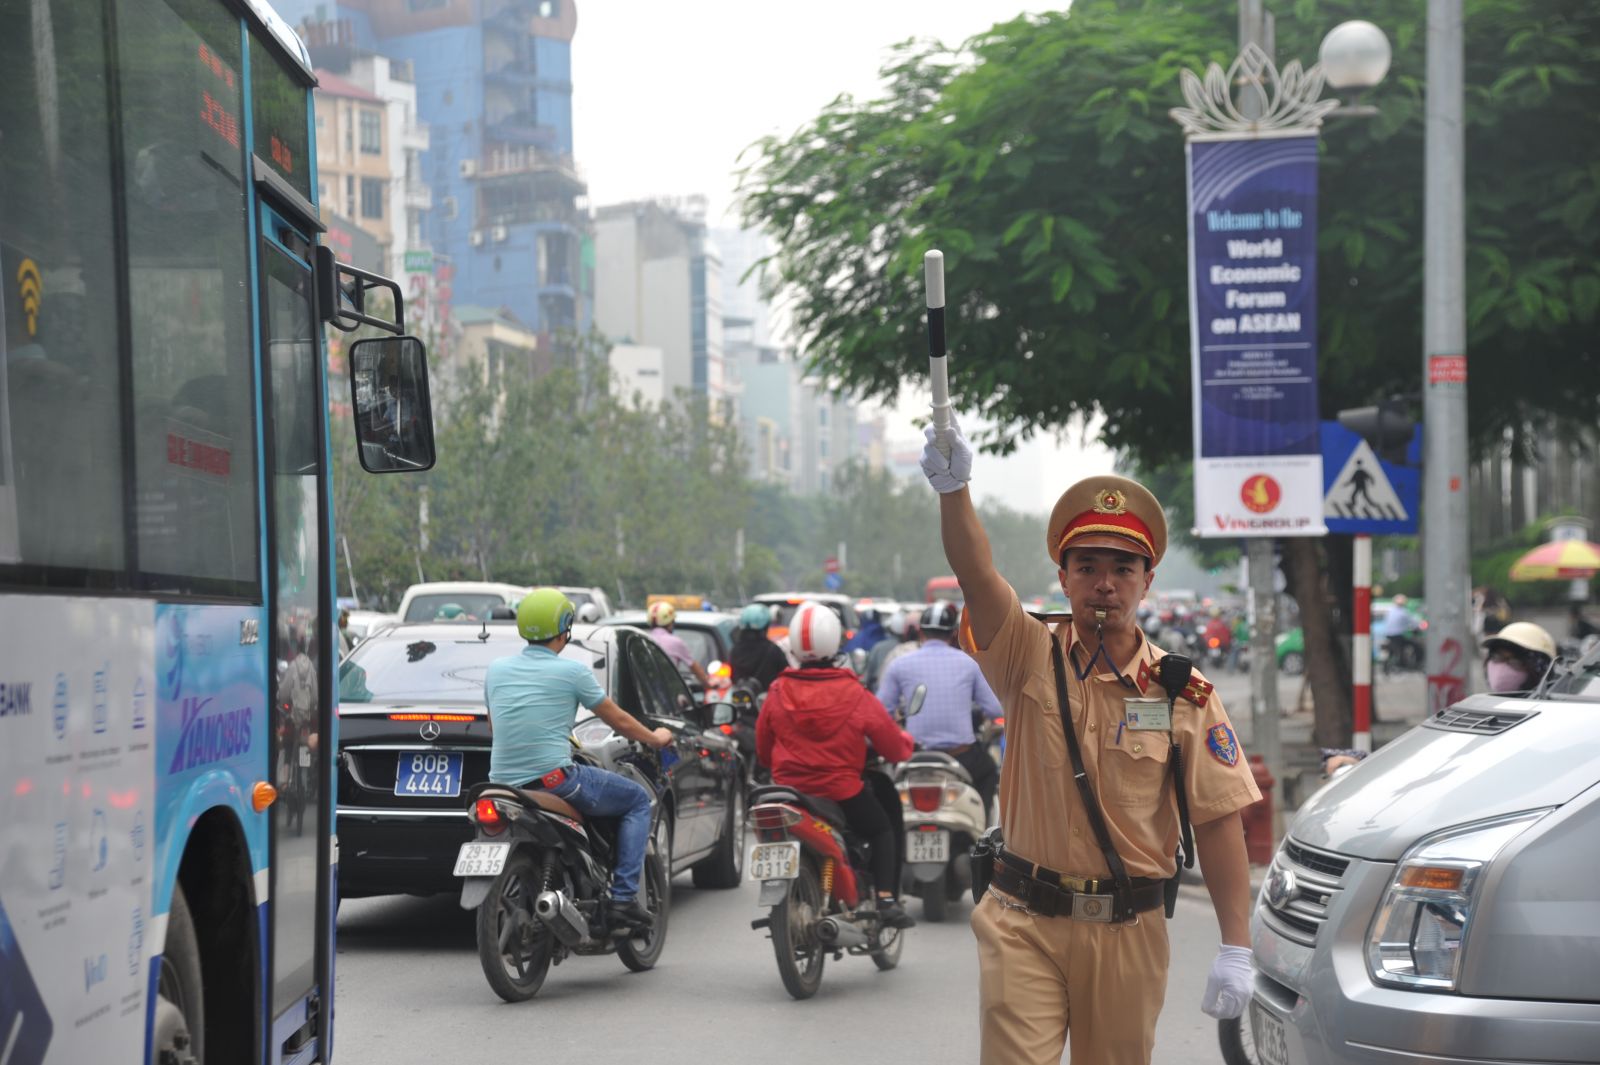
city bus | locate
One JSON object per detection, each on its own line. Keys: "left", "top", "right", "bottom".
{"left": 0, "top": 1, "right": 434, "bottom": 1063}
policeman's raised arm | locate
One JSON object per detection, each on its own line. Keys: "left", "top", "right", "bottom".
{"left": 922, "top": 421, "right": 1011, "bottom": 649}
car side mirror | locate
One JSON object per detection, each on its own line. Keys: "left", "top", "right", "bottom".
{"left": 349, "top": 334, "right": 436, "bottom": 473}
{"left": 906, "top": 683, "right": 927, "bottom": 718}
{"left": 709, "top": 702, "right": 735, "bottom": 727}
{"left": 850, "top": 648, "right": 868, "bottom": 675}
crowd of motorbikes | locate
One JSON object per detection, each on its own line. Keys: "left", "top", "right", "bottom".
{"left": 451, "top": 648, "right": 1004, "bottom": 1004}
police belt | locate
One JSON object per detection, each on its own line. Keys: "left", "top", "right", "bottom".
{"left": 991, "top": 848, "right": 1165, "bottom": 922}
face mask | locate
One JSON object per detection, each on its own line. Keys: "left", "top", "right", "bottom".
{"left": 1486, "top": 659, "right": 1531, "bottom": 693}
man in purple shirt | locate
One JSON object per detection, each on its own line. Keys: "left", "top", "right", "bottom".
{"left": 876, "top": 601, "right": 1003, "bottom": 812}
{"left": 646, "top": 601, "right": 711, "bottom": 689}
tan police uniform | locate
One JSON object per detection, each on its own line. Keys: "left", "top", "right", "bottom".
{"left": 963, "top": 476, "right": 1261, "bottom": 1065}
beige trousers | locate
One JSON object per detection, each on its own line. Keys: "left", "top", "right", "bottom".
{"left": 971, "top": 890, "right": 1170, "bottom": 1065}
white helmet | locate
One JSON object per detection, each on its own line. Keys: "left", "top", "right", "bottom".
{"left": 790, "top": 601, "right": 843, "bottom": 662}
{"left": 886, "top": 611, "right": 909, "bottom": 638}
{"left": 575, "top": 602, "right": 602, "bottom": 624}
{"left": 1484, "top": 621, "right": 1556, "bottom": 661}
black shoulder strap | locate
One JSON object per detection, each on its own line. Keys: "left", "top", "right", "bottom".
{"left": 1048, "top": 635, "right": 1133, "bottom": 895}
{"left": 1170, "top": 741, "right": 1195, "bottom": 868}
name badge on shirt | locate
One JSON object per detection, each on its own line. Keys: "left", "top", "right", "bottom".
{"left": 1123, "top": 697, "right": 1171, "bottom": 731}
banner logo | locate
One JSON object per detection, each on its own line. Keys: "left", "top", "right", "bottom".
{"left": 1241, "top": 474, "right": 1281, "bottom": 514}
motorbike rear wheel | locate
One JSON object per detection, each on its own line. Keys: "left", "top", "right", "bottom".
{"left": 870, "top": 923, "right": 904, "bottom": 971}
{"left": 771, "top": 857, "right": 825, "bottom": 999}
{"left": 1218, "top": 1015, "right": 1261, "bottom": 1065}
{"left": 618, "top": 842, "right": 670, "bottom": 972}
{"left": 476, "top": 851, "right": 556, "bottom": 1002}
{"left": 921, "top": 881, "right": 948, "bottom": 922}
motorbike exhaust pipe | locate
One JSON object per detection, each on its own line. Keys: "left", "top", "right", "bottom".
{"left": 533, "top": 890, "right": 587, "bottom": 947}
{"left": 814, "top": 916, "right": 869, "bottom": 949}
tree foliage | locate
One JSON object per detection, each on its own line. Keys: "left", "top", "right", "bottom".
{"left": 738, "top": 0, "right": 1600, "bottom": 465}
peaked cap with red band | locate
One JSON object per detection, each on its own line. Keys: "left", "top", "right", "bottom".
{"left": 1047, "top": 474, "right": 1168, "bottom": 567}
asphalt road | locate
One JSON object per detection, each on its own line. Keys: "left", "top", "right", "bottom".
{"left": 333, "top": 861, "right": 1243, "bottom": 1064}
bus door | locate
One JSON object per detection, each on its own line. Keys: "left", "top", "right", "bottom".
{"left": 258, "top": 202, "right": 330, "bottom": 1056}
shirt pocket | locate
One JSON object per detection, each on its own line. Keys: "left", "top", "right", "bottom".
{"left": 1023, "top": 689, "right": 1066, "bottom": 769}
{"left": 1102, "top": 733, "right": 1171, "bottom": 808}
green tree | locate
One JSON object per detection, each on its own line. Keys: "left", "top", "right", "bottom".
{"left": 740, "top": 0, "right": 1600, "bottom": 744}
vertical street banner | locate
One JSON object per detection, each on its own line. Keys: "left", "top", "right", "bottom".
{"left": 1186, "top": 135, "right": 1326, "bottom": 537}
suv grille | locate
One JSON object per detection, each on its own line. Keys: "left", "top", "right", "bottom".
{"left": 1260, "top": 839, "right": 1347, "bottom": 948}
{"left": 1426, "top": 707, "right": 1536, "bottom": 735}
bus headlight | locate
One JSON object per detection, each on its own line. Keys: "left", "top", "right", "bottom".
{"left": 1367, "top": 810, "right": 1548, "bottom": 990}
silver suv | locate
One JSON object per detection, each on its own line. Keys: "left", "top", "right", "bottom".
{"left": 1249, "top": 649, "right": 1600, "bottom": 1065}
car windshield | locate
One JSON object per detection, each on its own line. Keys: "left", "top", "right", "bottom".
{"left": 764, "top": 601, "right": 848, "bottom": 629}
{"left": 338, "top": 635, "right": 603, "bottom": 703}
{"left": 564, "top": 590, "right": 594, "bottom": 610}
{"left": 402, "top": 593, "right": 513, "bottom": 622}
{"left": 676, "top": 622, "right": 734, "bottom": 666}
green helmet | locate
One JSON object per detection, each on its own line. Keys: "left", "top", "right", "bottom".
{"left": 739, "top": 604, "right": 771, "bottom": 630}
{"left": 517, "top": 588, "right": 575, "bottom": 643}
{"left": 434, "top": 602, "right": 466, "bottom": 620}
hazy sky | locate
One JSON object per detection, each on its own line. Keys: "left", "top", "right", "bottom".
{"left": 570, "top": 0, "right": 1115, "bottom": 514}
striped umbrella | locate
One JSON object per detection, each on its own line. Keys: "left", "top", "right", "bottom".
{"left": 1509, "top": 539, "right": 1600, "bottom": 581}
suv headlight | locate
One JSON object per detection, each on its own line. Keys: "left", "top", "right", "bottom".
{"left": 1367, "top": 810, "right": 1549, "bottom": 990}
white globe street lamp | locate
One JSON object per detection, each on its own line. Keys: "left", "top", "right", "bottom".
{"left": 1320, "top": 20, "right": 1391, "bottom": 116}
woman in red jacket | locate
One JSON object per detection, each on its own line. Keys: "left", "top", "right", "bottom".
{"left": 757, "top": 601, "right": 917, "bottom": 928}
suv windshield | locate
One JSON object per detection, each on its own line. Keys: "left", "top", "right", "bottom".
{"left": 763, "top": 600, "right": 855, "bottom": 630}
{"left": 402, "top": 593, "right": 511, "bottom": 622}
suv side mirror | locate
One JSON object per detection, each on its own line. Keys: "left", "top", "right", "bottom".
{"left": 349, "top": 335, "right": 436, "bottom": 473}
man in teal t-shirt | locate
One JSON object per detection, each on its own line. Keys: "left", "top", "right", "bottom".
{"left": 486, "top": 589, "right": 672, "bottom": 926}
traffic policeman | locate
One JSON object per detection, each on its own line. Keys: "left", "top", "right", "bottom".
{"left": 922, "top": 423, "right": 1260, "bottom": 1065}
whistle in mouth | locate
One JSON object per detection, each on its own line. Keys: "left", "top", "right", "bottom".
{"left": 1093, "top": 609, "right": 1108, "bottom": 622}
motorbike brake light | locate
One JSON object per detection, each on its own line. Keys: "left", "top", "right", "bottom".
{"left": 752, "top": 804, "right": 803, "bottom": 831}
{"left": 719, "top": 724, "right": 735, "bottom": 735}
{"left": 909, "top": 784, "right": 943, "bottom": 812}
{"left": 473, "top": 798, "right": 502, "bottom": 826}
{"left": 1208, "top": 637, "right": 1221, "bottom": 649}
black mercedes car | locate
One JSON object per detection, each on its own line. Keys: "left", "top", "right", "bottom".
{"left": 335, "top": 621, "right": 744, "bottom": 900}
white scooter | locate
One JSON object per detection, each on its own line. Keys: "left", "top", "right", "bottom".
{"left": 895, "top": 750, "right": 988, "bottom": 922}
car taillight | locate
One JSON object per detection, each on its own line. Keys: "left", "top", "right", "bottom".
{"left": 473, "top": 798, "right": 502, "bottom": 826}
{"left": 752, "top": 804, "right": 803, "bottom": 831}
{"left": 909, "top": 784, "right": 943, "bottom": 812}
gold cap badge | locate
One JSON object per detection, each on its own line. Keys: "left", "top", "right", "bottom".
{"left": 1092, "top": 489, "right": 1127, "bottom": 515}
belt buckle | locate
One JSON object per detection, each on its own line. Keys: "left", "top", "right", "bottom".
{"left": 1070, "top": 892, "right": 1114, "bottom": 923}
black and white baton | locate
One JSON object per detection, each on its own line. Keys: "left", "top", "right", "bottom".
{"left": 924, "top": 249, "right": 954, "bottom": 460}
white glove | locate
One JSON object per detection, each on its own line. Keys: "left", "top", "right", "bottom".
{"left": 919, "top": 420, "right": 972, "bottom": 494}
{"left": 1201, "top": 945, "right": 1253, "bottom": 1019}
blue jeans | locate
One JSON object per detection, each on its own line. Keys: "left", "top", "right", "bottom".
{"left": 547, "top": 763, "right": 653, "bottom": 901}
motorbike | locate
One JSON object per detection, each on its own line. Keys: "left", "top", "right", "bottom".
{"left": 745, "top": 685, "right": 926, "bottom": 1000}
{"left": 454, "top": 732, "right": 672, "bottom": 1002}
{"left": 719, "top": 679, "right": 767, "bottom": 787}
{"left": 895, "top": 749, "right": 987, "bottom": 922}
{"left": 1380, "top": 633, "right": 1423, "bottom": 675}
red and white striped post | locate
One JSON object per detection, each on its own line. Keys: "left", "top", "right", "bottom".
{"left": 1353, "top": 534, "right": 1373, "bottom": 752}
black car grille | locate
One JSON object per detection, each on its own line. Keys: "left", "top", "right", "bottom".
{"left": 1426, "top": 707, "right": 1537, "bottom": 735}
{"left": 339, "top": 747, "right": 492, "bottom": 810}
{"left": 1259, "top": 839, "right": 1348, "bottom": 948}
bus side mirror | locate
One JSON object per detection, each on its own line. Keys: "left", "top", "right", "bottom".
{"left": 349, "top": 335, "right": 437, "bottom": 473}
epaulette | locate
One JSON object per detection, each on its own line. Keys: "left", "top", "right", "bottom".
{"left": 1183, "top": 673, "right": 1214, "bottom": 709}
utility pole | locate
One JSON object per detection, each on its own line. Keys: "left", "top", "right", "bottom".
{"left": 1423, "top": 0, "right": 1470, "bottom": 710}
{"left": 1239, "top": 0, "right": 1282, "bottom": 783}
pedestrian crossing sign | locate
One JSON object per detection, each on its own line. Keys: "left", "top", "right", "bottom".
{"left": 1320, "top": 421, "right": 1420, "bottom": 534}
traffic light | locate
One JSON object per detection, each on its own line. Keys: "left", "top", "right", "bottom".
{"left": 1337, "top": 404, "right": 1416, "bottom": 464}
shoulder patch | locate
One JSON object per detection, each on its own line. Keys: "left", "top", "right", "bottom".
{"left": 1207, "top": 723, "right": 1239, "bottom": 767}
{"left": 1183, "top": 675, "right": 1214, "bottom": 709}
